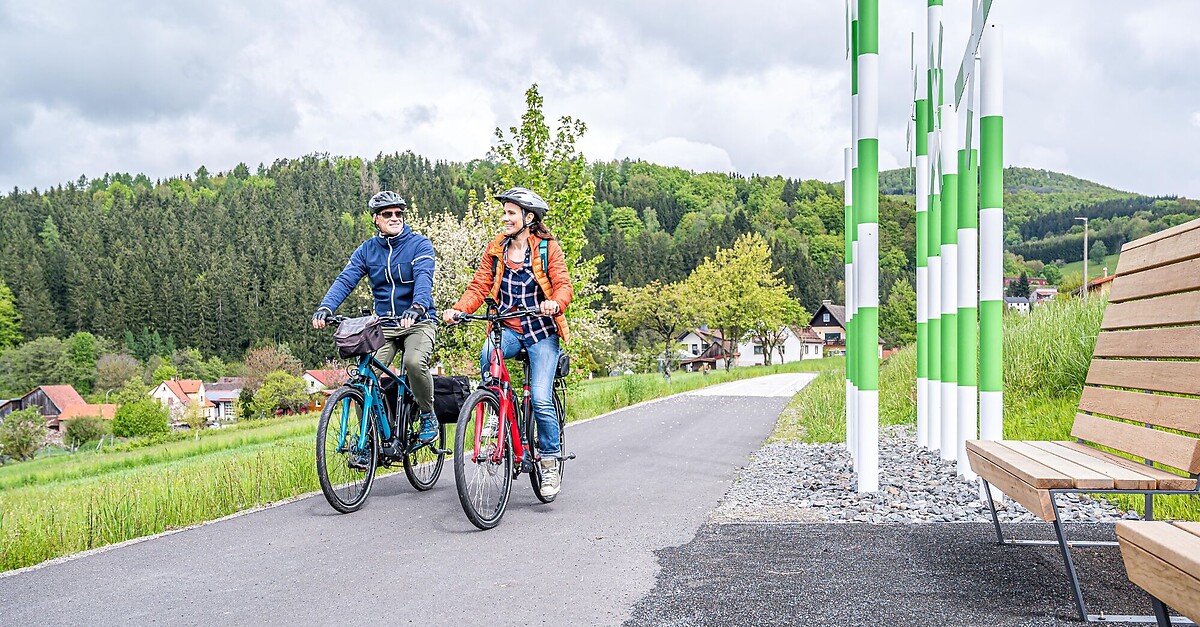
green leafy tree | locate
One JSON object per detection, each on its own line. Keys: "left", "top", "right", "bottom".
{"left": 152, "top": 364, "right": 179, "bottom": 385}
{"left": 1089, "top": 239, "right": 1109, "bottom": 266}
{"left": 1040, "top": 264, "right": 1063, "bottom": 285}
{"left": 747, "top": 298, "right": 810, "bottom": 366}
{"left": 200, "top": 356, "right": 227, "bottom": 382}
{"left": 608, "top": 206, "right": 644, "bottom": 238}
{"left": 251, "top": 371, "right": 309, "bottom": 418}
{"left": 114, "top": 376, "right": 151, "bottom": 406}
{"left": 0, "top": 407, "right": 48, "bottom": 461}
{"left": 64, "top": 416, "right": 109, "bottom": 450}
{"left": 609, "top": 281, "right": 698, "bottom": 374}
{"left": 0, "top": 279, "right": 21, "bottom": 350}
{"left": 171, "top": 348, "right": 205, "bottom": 380}
{"left": 0, "top": 337, "right": 69, "bottom": 396}
{"left": 111, "top": 400, "right": 170, "bottom": 438}
{"left": 880, "top": 276, "right": 917, "bottom": 348}
{"left": 686, "top": 233, "right": 792, "bottom": 370}
{"left": 62, "top": 331, "right": 100, "bottom": 394}
{"left": 182, "top": 400, "right": 208, "bottom": 431}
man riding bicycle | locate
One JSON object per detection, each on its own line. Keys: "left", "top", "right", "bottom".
{"left": 443, "top": 187, "right": 573, "bottom": 497}
{"left": 312, "top": 190, "right": 440, "bottom": 443}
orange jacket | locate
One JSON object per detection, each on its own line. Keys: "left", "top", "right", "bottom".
{"left": 453, "top": 233, "right": 575, "bottom": 342}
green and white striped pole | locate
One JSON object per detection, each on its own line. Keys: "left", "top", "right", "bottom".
{"left": 855, "top": 0, "right": 880, "bottom": 492}
{"left": 939, "top": 101, "right": 959, "bottom": 462}
{"left": 915, "top": 69, "right": 930, "bottom": 449}
{"left": 845, "top": 146, "right": 855, "bottom": 460}
{"left": 926, "top": 0, "right": 943, "bottom": 453}
{"left": 847, "top": 4, "right": 859, "bottom": 466}
{"left": 957, "top": 79, "right": 979, "bottom": 479}
{"left": 979, "top": 24, "right": 1004, "bottom": 445}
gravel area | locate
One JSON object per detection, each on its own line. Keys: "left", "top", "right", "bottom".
{"left": 711, "top": 425, "right": 1140, "bottom": 524}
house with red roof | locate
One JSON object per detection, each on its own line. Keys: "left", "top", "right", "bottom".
{"left": 149, "top": 379, "right": 213, "bottom": 423}
{"left": 0, "top": 385, "right": 116, "bottom": 431}
{"left": 303, "top": 370, "right": 347, "bottom": 395}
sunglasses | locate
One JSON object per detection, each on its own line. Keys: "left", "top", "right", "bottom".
{"left": 378, "top": 210, "right": 404, "bottom": 219}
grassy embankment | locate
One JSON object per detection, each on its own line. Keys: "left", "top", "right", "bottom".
{"left": 772, "top": 297, "right": 1200, "bottom": 521}
{"left": 1060, "top": 252, "right": 1121, "bottom": 281}
{"left": 0, "top": 358, "right": 837, "bottom": 572}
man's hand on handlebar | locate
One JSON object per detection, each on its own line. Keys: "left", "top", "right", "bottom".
{"left": 311, "top": 306, "right": 333, "bottom": 330}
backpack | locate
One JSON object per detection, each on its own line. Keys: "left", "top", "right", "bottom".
{"left": 492, "top": 238, "right": 551, "bottom": 288}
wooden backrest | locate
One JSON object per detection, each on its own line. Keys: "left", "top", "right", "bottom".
{"left": 1076, "top": 218, "right": 1200, "bottom": 475}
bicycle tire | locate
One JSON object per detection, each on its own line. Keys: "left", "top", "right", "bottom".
{"left": 316, "top": 386, "right": 378, "bottom": 513}
{"left": 453, "top": 388, "right": 512, "bottom": 530}
{"left": 401, "top": 396, "right": 446, "bottom": 491}
{"left": 529, "top": 380, "right": 567, "bottom": 503}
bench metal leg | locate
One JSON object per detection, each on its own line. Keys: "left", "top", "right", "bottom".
{"left": 1151, "top": 596, "right": 1172, "bottom": 627}
{"left": 982, "top": 479, "right": 1006, "bottom": 544}
{"left": 1051, "top": 513, "right": 1091, "bottom": 622}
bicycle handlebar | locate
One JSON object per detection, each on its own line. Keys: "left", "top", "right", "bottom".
{"left": 451, "top": 308, "right": 544, "bottom": 323}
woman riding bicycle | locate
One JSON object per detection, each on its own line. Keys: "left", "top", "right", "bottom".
{"left": 312, "top": 190, "right": 440, "bottom": 444}
{"left": 443, "top": 187, "right": 573, "bottom": 497}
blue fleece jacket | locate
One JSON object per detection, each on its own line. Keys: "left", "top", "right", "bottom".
{"left": 318, "top": 225, "right": 437, "bottom": 322}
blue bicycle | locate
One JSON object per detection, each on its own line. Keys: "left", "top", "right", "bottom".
{"left": 316, "top": 315, "right": 448, "bottom": 513}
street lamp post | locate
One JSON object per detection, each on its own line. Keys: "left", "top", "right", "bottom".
{"left": 1075, "top": 216, "right": 1089, "bottom": 298}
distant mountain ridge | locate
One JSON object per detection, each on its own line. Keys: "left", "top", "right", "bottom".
{"left": 875, "top": 166, "right": 1130, "bottom": 197}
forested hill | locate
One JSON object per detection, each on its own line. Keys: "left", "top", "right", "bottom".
{"left": 1, "top": 153, "right": 1194, "bottom": 366}
{"left": 876, "top": 166, "right": 1199, "bottom": 267}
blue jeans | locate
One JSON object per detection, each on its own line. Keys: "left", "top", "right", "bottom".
{"left": 480, "top": 328, "right": 561, "bottom": 459}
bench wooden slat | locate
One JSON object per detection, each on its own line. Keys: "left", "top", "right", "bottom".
{"left": 965, "top": 440, "right": 1074, "bottom": 489}
{"left": 1079, "top": 387, "right": 1200, "bottom": 435}
{"left": 1175, "top": 521, "right": 1200, "bottom": 539}
{"left": 1109, "top": 256, "right": 1200, "bottom": 303}
{"left": 1054, "top": 441, "right": 1197, "bottom": 490}
{"left": 1071, "top": 413, "right": 1200, "bottom": 474}
{"left": 1025, "top": 441, "right": 1156, "bottom": 489}
{"left": 1117, "top": 525, "right": 1200, "bottom": 623}
{"left": 1092, "top": 327, "right": 1200, "bottom": 359}
{"left": 1000, "top": 441, "right": 1114, "bottom": 489}
{"left": 966, "top": 450, "right": 1057, "bottom": 521}
{"left": 1117, "top": 219, "right": 1200, "bottom": 276}
{"left": 1101, "top": 291, "right": 1200, "bottom": 330}
{"left": 1086, "top": 360, "right": 1200, "bottom": 396}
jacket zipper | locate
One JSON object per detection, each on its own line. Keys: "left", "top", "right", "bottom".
{"left": 385, "top": 236, "right": 396, "bottom": 316}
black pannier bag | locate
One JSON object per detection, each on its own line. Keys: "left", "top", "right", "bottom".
{"left": 433, "top": 375, "right": 471, "bottom": 424}
{"left": 333, "top": 315, "right": 384, "bottom": 358}
{"left": 556, "top": 350, "right": 570, "bottom": 379}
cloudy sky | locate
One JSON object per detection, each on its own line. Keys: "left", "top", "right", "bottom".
{"left": 1, "top": 0, "right": 1197, "bottom": 197}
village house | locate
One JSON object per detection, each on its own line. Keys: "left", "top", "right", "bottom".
{"left": 204, "top": 377, "right": 244, "bottom": 424}
{"left": 807, "top": 300, "right": 885, "bottom": 357}
{"left": 734, "top": 326, "right": 826, "bottom": 367}
{"left": 0, "top": 385, "right": 116, "bottom": 431}
{"left": 149, "top": 379, "right": 212, "bottom": 424}
{"left": 303, "top": 369, "right": 348, "bottom": 412}
{"left": 1030, "top": 286, "right": 1059, "bottom": 306}
{"left": 1004, "top": 296, "right": 1030, "bottom": 313}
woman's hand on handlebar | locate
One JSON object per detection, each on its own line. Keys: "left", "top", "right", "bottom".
{"left": 443, "top": 309, "right": 464, "bottom": 325}
{"left": 539, "top": 300, "right": 560, "bottom": 316}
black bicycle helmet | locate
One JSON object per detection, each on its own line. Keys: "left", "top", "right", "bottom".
{"left": 368, "top": 190, "right": 407, "bottom": 214}
{"left": 494, "top": 187, "right": 549, "bottom": 221}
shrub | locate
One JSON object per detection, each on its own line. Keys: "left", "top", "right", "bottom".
{"left": 0, "top": 407, "right": 48, "bottom": 461}
{"left": 64, "top": 416, "right": 110, "bottom": 448}
{"left": 112, "top": 401, "right": 170, "bottom": 438}
{"left": 250, "top": 371, "right": 309, "bottom": 419}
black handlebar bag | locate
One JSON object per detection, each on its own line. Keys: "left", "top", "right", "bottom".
{"left": 433, "top": 375, "right": 471, "bottom": 424}
{"left": 333, "top": 316, "right": 385, "bottom": 358}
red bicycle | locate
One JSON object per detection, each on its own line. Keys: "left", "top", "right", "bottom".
{"left": 451, "top": 299, "right": 571, "bottom": 530}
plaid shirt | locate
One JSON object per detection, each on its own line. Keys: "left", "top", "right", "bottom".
{"left": 499, "top": 244, "right": 558, "bottom": 343}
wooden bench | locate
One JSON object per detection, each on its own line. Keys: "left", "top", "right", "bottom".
{"left": 1116, "top": 521, "right": 1200, "bottom": 626}
{"left": 965, "top": 217, "right": 1200, "bottom": 623}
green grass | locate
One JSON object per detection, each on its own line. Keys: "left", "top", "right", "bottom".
{"left": 771, "top": 296, "right": 1200, "bottom": 521}
{"left": 0, "top": 359, "right": 838, "bottom": 572}
{"left": 1059, "top": 252, "right": 1120, "bottom": 281}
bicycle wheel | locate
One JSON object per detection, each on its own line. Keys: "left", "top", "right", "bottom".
{"left": 529, "top": 380, "right": 567, "bottom": 503}
{"left": 401, "top": 398, "right": 446, "bottom": 491}
{"left": 454, "top": 389, "right": 513, "bottom": 530}
{"left": 316, "top": 386, "right": 378, "bottom": 513}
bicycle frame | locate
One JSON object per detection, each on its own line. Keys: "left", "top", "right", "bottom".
{"left": 338, "top": 353, "right": 410, "bottom": 454}
{"left": 472, "top": 338, "right": 531, "bottom": 466}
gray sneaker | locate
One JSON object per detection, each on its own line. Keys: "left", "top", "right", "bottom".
{"left": 538, "top": 459, "right": 561, "bottom": 497}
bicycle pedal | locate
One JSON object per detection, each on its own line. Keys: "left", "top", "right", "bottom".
{"left": 433, "top": 447, "right": 452, "bottom": 455}
{"left": 564, "top": 452, "right": 577, "bottom": 460}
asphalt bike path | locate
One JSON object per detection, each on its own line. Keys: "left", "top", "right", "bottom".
{"left": 0, "top": 372, "right": 817, "bottom": 626}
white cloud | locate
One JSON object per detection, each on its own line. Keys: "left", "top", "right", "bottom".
{"left": 1192, "top": 112, "right": 1200, "bottom": 129}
